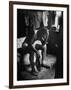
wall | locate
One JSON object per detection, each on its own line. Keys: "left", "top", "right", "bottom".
{"left": 0, "top": 0, "right": 71, "bottom": 90}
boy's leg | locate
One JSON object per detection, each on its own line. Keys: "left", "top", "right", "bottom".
{"left": 35, "top": 44, "right": 44, "bottom": 71}
{"left": 36, "top": 52, "right": 41, "bottom": 71}
{"left": 29, "top": 51, "right": 35, "bottom": 72}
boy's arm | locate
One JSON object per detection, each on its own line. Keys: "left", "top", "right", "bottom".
{"left": 31, "top": 45, "right": 40, "bottom": 58}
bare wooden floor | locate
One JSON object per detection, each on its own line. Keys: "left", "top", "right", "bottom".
{"left": 18, "top": 55, "right": 56, "bottom": 80}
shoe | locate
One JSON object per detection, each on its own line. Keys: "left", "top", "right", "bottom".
{"left": 31, "top": 70, "right": 38, "bottom": 76}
